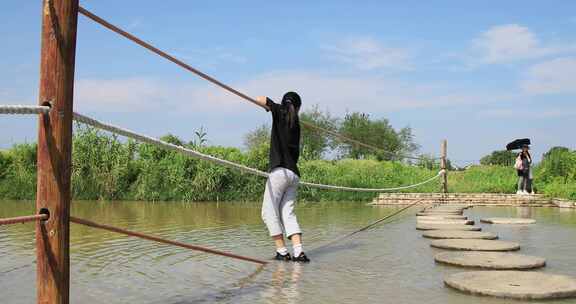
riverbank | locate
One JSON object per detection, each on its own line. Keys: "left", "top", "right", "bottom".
{"left": 0, "top": 127, "right": 574, "bottom": 202}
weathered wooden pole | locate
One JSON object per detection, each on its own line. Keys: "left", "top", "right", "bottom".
{"left": 36, "top": 0, "right": 79, "bottom": 303}
{"left": 440, "top": 139, "right": 448, "bottom": 194}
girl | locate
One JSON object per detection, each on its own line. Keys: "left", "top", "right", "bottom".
{"left": 516, "top": 145, "right": 532, "bottom": 195}
{"left": 256, "top": 92, "right": 309, "bottom": 262}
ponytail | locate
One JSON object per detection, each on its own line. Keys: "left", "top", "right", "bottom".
{"left": 281, "top": 91, "right": 301, "bottom": 128}
{"left": 287, "top": 103, "right": 297, "bottom": 128}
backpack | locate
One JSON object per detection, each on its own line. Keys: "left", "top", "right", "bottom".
{"left": 514, "top": 156, "right": 523, "bottom": 170}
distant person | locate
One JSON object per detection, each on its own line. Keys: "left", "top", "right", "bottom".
{"left": 255, "top": 92, "right": 309, "bottom": 263}
{"left": 515, "top": 144, "right": 533, "bottom": 195}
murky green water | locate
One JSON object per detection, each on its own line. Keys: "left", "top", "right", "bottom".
{"left": 1, "top": 200, "right": 576, "bottom": 304}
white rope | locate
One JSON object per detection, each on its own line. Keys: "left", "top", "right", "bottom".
{"left": 0, "top": 105, "right": 50, "bottom": 115}
{"left": 72, "top": 113, "right": 270, "bottom": 178}
{"left": 300, "top": 172, "right": 441, "bottom": 192}
{"left": 73, "top": 113, "right": 441, "bottom": 192}
{"left": 0, "top": 104, "right": 442, "bottom": 192}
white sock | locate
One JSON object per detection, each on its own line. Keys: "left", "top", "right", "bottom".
{"left": 293, "top": 244, "right": 303, "bottom": 257}
{"left": 276, "top": 247, "right": 289, "bottom": 256}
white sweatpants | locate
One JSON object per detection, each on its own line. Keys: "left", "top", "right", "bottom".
{"left": 261, "top": 167, "right": 301, "bottom": 238}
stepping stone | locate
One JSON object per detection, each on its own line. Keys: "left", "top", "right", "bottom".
{"left": 418, "top": 219, "right": 474, "bottom": 225}
{"left": 480, "top": 218, "right": 536, "bottom": 224}
{"left": 416, "top": 224, "right": 481, "bottom": 231}
{"left": 430, "top": 239, "right": 520, "bottom": 251}
{"left": 416, "top": 215, "right": 467, "bottom": 220}
{"left": 444, "top": 271, "right": 576, "bottom": 300}
{"left": 435, "top": 252, "right": 546, "bottom": 270}
{"left": 422, "top": 230, "right": 498, "bottom": 240}
{"left": 435, "top": 206, "right": 466, "bottom": 211}
{"left": 418, "top": 211, "right": 463, "bottom": 215}
{"left": 424, "top": 206, "right": 464, "bottom": 210}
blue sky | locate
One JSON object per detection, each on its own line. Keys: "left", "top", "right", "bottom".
{"left": 1, "top": 1, "right": 575, "bottom": 165}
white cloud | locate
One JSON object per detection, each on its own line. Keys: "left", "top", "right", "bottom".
{"left": 521, "top": 57, "right": 576, "bottom": 94}
{"left": 74, "top": 71, "right": 516, "bottom": 116}
{"left": 171, "top": 48, "right": 247, "bottom": 68}
{"left": 233, "top": 71, "right": 509, "bottom": 113}
{"left": 478, "top": 108, "right": 576, "bottom": 119}
{"left": 74, "top": 77, "right": 253, "bottom": 113}
{"left": 322, "top": 36, "right": 411, "bottom": 70}
{"left": 75, "top": 78, "right": 166, "bottom": 112}
{"left": 469, "top": 24, "right": 574, "bottom": 64}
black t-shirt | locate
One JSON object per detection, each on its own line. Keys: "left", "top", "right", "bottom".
{"left": 266, "top": 98, "right": 300, "bottom": 177}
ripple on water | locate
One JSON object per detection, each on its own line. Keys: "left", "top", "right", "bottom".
{"left": 2, "top": 202, "right": 576, "bottom": 304}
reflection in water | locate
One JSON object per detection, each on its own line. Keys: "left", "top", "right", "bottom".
{"left": 518, "top": 206, "right": 533, "bottom": 218}
{"left": 260, "top": 262, "right": 303, "bottom": 304}
{"left": 1, "top": 201, "right": 576, "bottom": 304}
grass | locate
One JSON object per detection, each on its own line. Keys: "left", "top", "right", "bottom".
{"left": 0, "top": 125, "right": 574, "bottom": 202}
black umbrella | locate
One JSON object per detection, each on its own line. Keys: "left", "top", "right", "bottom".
{"left": 506, "top": 138, "right": 531, "bottom": 151}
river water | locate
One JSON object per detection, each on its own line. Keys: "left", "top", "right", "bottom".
{"left": 1, "top": 200, "right": 576, "bottom": 304}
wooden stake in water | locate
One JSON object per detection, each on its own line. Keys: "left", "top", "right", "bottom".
{"left": 440, "top": 140, "right": 448, "bottom": 194}
{"left": 36, "top": 0, "right": 79, "bottom": 303}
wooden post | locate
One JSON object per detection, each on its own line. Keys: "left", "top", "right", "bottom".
{"left": 36, "top": 0, "right": 79, "bottom": 303}
{"left": 440, "top": 140, "right": 448, "bottom": 194}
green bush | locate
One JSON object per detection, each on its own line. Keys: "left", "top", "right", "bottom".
{"left": 1, "top": 125, "right": 574, "bottom": 201}
{"left": 0, "top": 143, "right": 37, "bottom": 199}
{"left": 449, "top": 165, "right": 517, "bottom": 193}
{"left": 535, "top": 147, "right": 576, "bottom": 199}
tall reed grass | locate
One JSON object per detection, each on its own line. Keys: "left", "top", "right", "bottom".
{"left": 0, "top": 125, "right": 574, "bottom": 201}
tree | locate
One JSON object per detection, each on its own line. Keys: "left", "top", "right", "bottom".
{"left": 300, "top": 105, "right": 338, "bottom": 160}
{"left": 243, "top": 124, "right": 270, "bottom": 152}
{"left": 417, "top": 154, "right": 439, "bottom": 170}
{"left": 480, "top": 150, "right": 517, "bottom": 167}
{"left": 539, "top": 146, "right": 575, "bottom": 183}
{"left": 338, "top": 112, "right": 418, "bottom": 161}
{"left": 543, "top": 146, "right": 570, "bottom": 159}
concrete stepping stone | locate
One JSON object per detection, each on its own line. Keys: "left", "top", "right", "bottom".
{"left": 435, "top": 206, "right": 466, "bottom": 210}
{"left": 430, "top": 239, "right": 520, "bottom": 251}
{"left": 416, "top": 224, "right": 481, "bottom": 231}
{"left": 418, "top": 211, "right": 463, "bottom": 215}
{"left": 444, "top": 271, "right": 576, "bottom": 300}
{"left": 422, "top": 230, "right": 497, "bottom": 240}
{"left": 429, "top": 207, "right": 466, "bottom": 212}
{"left": 417, "top": 219, "right": 474, "bottom": 225}
{"left": 435, "top": 252, "right": 546, "bottom": 270}
{"left": 416, "top": 215, "right": 467, "bottom": 220}
{"left": 480, "top": 217, "right": 536, "bottom": 224}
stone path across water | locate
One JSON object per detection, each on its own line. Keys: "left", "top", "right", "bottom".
{"left": 411, "top": 203, "right": 575, "bottom": 301}
{"left": 480, "top": 217, "right": 536, "bottom": 224}
{"left": 416, "top": 215, "right": 467, "bottom": 220}
{"left": 430, "top": 239, "right": 520, "bottom": 251}
{"left": 444, "top": 271, "right": 576, "bottom": 300}
{"left": 422, "top": 230, "right": 497, "bottom": 240}
{"left": 434, "top": 252, "right": 546, "bottom": 270}
{"left": 416, "top": 224, "right": 481, "bottom": 231}
{"left": 417, "top": 211, "right": 463, "bottom": 215}
{"left": 417, "top": 219, "right": 474, "bottom": 225}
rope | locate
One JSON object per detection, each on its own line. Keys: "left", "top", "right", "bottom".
{"left": 300, "top": 173, "right": 441, "bottom": 192}
{"left": 70, "top": 216, "right": 268, "bottom": 265}
{"left": 0, "top": 105, "right": 441, "bottom": 192}
{"left": 73, "top": 112, "right": 442, "bottom": 192}
{"left": 309, "top": 199, "right": 425, "bottom": 253}
{"left": 72, "top": 112, "right": 270, "bottom": 178}
{"left": 0, "top": 105, "right": 50, "bottom": 115}
{"left": 0, "top": 214, "right": 48, "bottom": 226}
{"left": 77, "top": 6, "right": 434, "bottom": 161}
